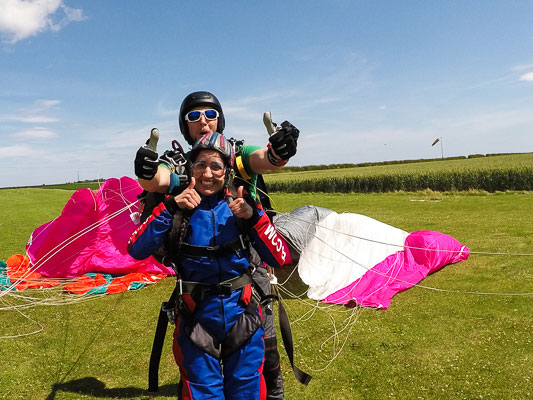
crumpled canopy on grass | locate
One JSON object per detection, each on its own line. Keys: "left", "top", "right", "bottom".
{"left": 275, "top": 208, "right": 470, "bottom": 309}
{"left": 1, "top": 254, "right": 165, "bottom": 294}
{"left": 25, "top": 176, "right": 174, "bottom": 278}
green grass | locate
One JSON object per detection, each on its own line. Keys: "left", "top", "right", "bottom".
{"left": 1, "top": 188, "right": 532, "bottom": 399}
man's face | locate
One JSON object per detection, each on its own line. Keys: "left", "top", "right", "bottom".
{"left": 186, "top": 106, "right": 218, "bottom": 142}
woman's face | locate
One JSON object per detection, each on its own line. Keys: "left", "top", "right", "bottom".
{"left": 192, "top": 150, "right": 226, "bottom": 196}
{"left": 186, "top": 106, "right": 218, "bottom": 142}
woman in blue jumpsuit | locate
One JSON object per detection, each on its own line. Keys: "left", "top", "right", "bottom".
{"left": 128, "top": 132, "right": 292, "bottom": 400}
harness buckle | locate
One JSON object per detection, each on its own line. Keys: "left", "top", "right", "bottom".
{"left": 162, "top": 301, "right": 176, "bottom": 325}
{"left": 178, "top": 279, "right": 183, "bottom": 295}
{"left": 238, "top": 234, "right": 246, "bottom": 250}
{"left": 217, "top": 281, "right": 233, "bottom": 296}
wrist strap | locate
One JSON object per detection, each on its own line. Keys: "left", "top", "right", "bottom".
{"left": 267, "top": 144, "right": 288, "bottom": 167}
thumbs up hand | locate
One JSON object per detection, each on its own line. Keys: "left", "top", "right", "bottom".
{"left": 174, "top": 178, "right": 201, "bottom": 210}
{"left": 229, "top": 186, "right": 253, "bottom": 219}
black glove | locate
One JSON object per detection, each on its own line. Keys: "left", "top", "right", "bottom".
{"left": 268, "top": 120, "right": 299, "bottom": 160}
{"left": 134, "top": 146, "right": 159, "bottom": 180}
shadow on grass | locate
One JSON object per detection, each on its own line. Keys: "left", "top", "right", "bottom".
{"left": 45, "top": 377, "right": 178, "bottom": 399}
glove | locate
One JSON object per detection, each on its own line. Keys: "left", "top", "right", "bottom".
{"left": 268, "top": 120, "right": 299, "bottom": 161}
{"left": 134, "top": 146, "right": 159, "bottom": 180}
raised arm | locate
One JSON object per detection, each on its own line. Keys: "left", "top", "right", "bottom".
{"left": 248, "top": 120, "right": 300, "bottom": 174}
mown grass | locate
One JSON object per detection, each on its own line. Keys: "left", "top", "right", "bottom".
{"left": 1, "top": 188, "right": 532, "bottom": 399}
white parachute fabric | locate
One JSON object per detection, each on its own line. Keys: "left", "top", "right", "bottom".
{"left": 297, "top": 212, "right": 409, "bottom": 300}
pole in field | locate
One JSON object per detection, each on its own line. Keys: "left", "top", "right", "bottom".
{"left": 432, "top": 137, "right": 443, "bottom": 159}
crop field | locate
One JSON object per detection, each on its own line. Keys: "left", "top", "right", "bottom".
{"left": 0, "top": 176, "right": 532, "bottom": 399}
{"left": 263, "top": 153, "right": 533, "bottom": 193}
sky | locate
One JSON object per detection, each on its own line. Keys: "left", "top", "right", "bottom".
{"left": 0, "top": 0, "right": 532, "bottom": 188}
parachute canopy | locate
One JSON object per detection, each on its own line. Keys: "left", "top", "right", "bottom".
{"left": 274, "top": 207, "right": 469, "bottom": 309}
{"left": 25, "top": 176, "right": 173, "bottom": 278}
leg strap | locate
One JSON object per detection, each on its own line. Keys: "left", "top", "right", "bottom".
{"left": 275, "top": 286, "right": 312, "bottom": 386}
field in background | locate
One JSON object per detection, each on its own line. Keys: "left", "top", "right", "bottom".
{"left": 263, "top": 153, "right": 533, "bottom": 193}
{"left": 1, "top": 186, "right": 532, "bottom": 399}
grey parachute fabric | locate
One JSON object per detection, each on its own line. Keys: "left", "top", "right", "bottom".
{"left": 272, "top": 205, "right": 334, "bottom": 263}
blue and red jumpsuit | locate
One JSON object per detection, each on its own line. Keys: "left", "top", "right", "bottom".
{"left": 128, "top": 191, "right": 292, "bottom": 400}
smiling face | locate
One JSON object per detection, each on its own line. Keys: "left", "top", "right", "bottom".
{"left": 192, "top": 149, "right": 226, "bottom": 196}
{"left": 186, "top": 106, "right": 219, "bottom": 142}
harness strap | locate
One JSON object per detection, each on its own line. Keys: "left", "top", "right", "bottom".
{"left": 148, "top": 287, "right": 177, "bottom": 392}
{"left": 179, "top": 235, "right": 248, "bottom": 258}
{"left": 235, "top": 155, "right": 251, "bottom": 180}
{"left": 274, "top": 284, "right": 312, "bottom": 386}
{"left": 177, "top": 271, "right": 253, "bottom": 298}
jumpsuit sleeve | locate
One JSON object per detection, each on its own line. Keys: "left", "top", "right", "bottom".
{"left": 243, "top": 201, "right": 293, "bottom": 268}
{"left": 127, "top": 201, "right": 174, "bottom": 260}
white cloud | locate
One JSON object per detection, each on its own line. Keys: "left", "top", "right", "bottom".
{"left": 0, "top": 0, "right": 85, "bottom": 44}
{"left": 0, "top": 98, "right": 60, "bottom": 123}
{"left": 519, "top": 72, "right": 533, "bottom": 82}
{"left": 0, "top": 144, "right": 34, "bottom": 157}
{"left": 512, "top": 64, "right": 533, "bottom": 72}
{"left": 12, "top": 127, "right": 57, "bottom": 139}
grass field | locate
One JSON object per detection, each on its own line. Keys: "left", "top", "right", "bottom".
{"left": 1, "top": 187, "right": 532, "bottom": 399}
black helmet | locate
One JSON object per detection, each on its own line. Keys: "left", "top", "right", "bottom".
{"left": 179, "top": 91, "right": 225, "bottom": 145}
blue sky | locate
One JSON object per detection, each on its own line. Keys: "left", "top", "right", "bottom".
{"left": 1, "top": 0, "right": 532, "bottom": 187}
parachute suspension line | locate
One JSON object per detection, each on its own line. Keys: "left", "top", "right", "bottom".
{"left": 103, "top": 180, "right": 139, "bottom": 215}
{"left": 276, "top": 281, "right": 366, "bottom": 372}
{"left": 0, "top": 197, "right": 141, "bottom": 298}
{"left": 306, "top": 306, "right": 364, "bottom": 373}
{"left": 281, "top": 213, "right": 533, "bottom": 257}
{"left": 309, "top": 232, "right": 533, "bottom": 297}
{"left": 232, "top": 175, "right": 279, "bottom": 211}
{"left": 1, "top": 184, "right": 145, "bottom": 312}
{"left": 56, "top": 291, "right": 126, "bottom": 385}
{"left": 0, "top": 297, "right": 44, "bottom": 339}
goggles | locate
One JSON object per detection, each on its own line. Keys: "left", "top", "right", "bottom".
{"left": 192, "top": 160, "right": 226, "bottom": 175}
{"left": 185, "top": 109, "right": 219, "bottom": 122}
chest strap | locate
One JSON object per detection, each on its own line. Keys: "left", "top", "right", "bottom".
{"left": 179, "top": 234, "right": 248, "bottom": 258}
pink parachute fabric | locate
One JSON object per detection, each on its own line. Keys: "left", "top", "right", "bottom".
{"left": 275, "top": 208, "right": 469, "bottom": 309}
{"left": 323, "top": 230, "right": 469, "bottom": 308}
{"left": 25, "top": 177, "right": 174, "bottom": 278}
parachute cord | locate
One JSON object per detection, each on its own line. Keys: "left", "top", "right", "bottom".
{"left": 308, "top": 233, "right": 533, "bottom": 297}
{"left": 0, "top": 297, "right": 44, "bottom": 339}
{"left": 276, "top": 280, "right": 366, "bottom": 372}
{"left": 233, "top": 175, "right": 279, "bottom": 211}
{"left": 279, "top": 212, "right": 533, "bottom": 257}
{"left": 2, "top": 188, "right": 141, "bottom": 295}
{"left": 0, "top": 200, "right": 140, "bottom": 297}
{"left": 55, "top": 291, "right": 125, "bottom": 385}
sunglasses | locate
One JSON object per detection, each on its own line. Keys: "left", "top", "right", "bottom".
{"left": 192, "top": 160, "right": 226, "bottom": 174}
{"left": 185, "top": 109, "right": 219, "bottom": 122}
